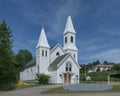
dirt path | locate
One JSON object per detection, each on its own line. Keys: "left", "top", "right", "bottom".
{"left": 0, "top": 85, "right": 120, "bottom": 96}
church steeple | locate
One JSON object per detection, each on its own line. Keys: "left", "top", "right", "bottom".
{"left": 64, "top": 16, "right": 76, "bottom": 34}
{"left": 63, "top": 16, "right": 78, "bottom": 63}
{"left": 36, "top": 27, "right": 50, "bottom": 48}
{"left": 36, "top": 27, "right": 50, "bottom": 74}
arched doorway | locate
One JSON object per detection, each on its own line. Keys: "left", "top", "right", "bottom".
{"left": 64, "top": 73, "right": 71, "bottom": 84}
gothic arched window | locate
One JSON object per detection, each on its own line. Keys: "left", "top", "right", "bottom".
{"left": 71, "top": 36, "right": 73, "bottom": 43}
{"left": 65, "top": 37, "right": 67, "bottom": 43}
{"left": 56, "top": 52, "right": 60, "bottom": 56}
{"left": 66, "top": 62, "right": 72, "bottom": 72}
{"left": 42, "top": 50, "right": 44, "bottom": 56}
{"left": 45, "top": 50, "right": 47, "bottom": 57}
{"left": 74, "top": 54, "right": 75, "bottom": 59}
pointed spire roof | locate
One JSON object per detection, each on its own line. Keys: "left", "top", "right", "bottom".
{"left": 64, "top": 16, "right": 76, "bottom": 34}
{"left": 36, "top": 27, "right": 50, "bottom": 48}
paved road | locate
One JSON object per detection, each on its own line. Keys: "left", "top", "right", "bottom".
{"left": 0, "top": 85, "right": 120, "bottom": 96}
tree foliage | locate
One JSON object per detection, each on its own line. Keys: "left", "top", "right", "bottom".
{"left": 15, "top": 49, "right": 33, "bottom": 69}
{"left": 36, "top": 73, "right": 50, "bottom": 84}
{"left": 0, "top": 20, "right": 17, "bottom": 87}
{"left": 103, "top": 60, "right": 108, "bottom": 64}
{"left": 112, "top": 64, "right": 120, "bottom": 72}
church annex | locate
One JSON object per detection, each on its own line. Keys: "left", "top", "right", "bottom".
{"left": 20, "top": 16, "right": 80, "bottom": 84}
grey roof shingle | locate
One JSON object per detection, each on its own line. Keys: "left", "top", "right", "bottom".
{"left": 24, "top": 58, "right": 36, "bottom": 69}
{"left": 48, "top": 54, "right": 68, "bottom": 71}
{"left": 95, "top": 64, "right": 113, "bottom": 68}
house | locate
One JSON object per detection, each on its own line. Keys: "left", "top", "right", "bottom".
{"left": 95, "top": 64, "right": 113, "bottom": 71}
{"left": 20, "top": 16, "right": 80, "bottom": 84}
{"left": 88, "top": 64, "right": 113, "bottom": 73}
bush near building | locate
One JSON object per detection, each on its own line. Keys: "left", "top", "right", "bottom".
{"left": 36, "top": 73, "right": 50, "bottom": 84}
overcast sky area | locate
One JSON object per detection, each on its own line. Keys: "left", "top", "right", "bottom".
{"left": 0, "top": 0, "right": 120, "bottom": 64}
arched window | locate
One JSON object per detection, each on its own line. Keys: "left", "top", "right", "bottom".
{"left": 42, "top": 50, "right": 44, "bottom": 56}
{"left": 65, "top": 37, "right": 67, "bottom": 43}
{"left": 69, "top": 63, "right": 72, "bottom": 71}
{"left": 56, "top": 52, "right": 60, "bottom": 56}
{"left": 71, "top": 36, "right": 73, "bottom": 43}
{"left": 38, "top": 66, "right": 39, "bottom": 73}
{"left": 74, "top": 54, "right": 75, "bottom": 58}
{"left": 66, "top": 62, "right": 72, "bottom": 72}
{"left": 66, "top": 63, "right": 69, "bottom": 71}
{"left": 45, "top": 50, "right": 47, "bottom": 57}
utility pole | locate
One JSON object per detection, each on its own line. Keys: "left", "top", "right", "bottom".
{"left": 85, "top": 65, "right": 86, "bottom": 77}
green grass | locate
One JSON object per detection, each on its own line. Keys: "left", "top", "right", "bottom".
{"left": 42, "top": 85, "right": 120, "bottom": 94}
{"left": 0, "top": 84, "right": 41, "bottom": 91}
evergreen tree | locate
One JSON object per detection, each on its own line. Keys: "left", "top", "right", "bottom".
{"left": 0, "top": 20, "right": 17, "bottom": 87}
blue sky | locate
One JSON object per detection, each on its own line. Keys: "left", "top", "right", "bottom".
{"left": 0, "top": 0, "right": 120, "bottom": 64}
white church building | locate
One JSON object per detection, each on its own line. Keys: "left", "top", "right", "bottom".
{"left": 20, "top": 16, "right": 80, "bottom": 84}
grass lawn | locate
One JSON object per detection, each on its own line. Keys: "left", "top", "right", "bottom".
{"left": 0, "top": 84, "right": 41, "bottom": 91}
{"left": 42, "top": 85, "right": 120, "bottom": 94}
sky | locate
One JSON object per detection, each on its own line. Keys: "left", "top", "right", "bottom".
{"left": 0, "top": 0, "right": 120, "bottom": 64}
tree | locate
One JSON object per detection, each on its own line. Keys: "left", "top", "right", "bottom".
{"left": 112, "top": 64, "right": 120, "bottom": 72}
{"left": 96, "top": 67, "right": 100, "bottom": 72}
{"left": 103, "top": 60, "right": 108, "bottom": 64}
{"left": 15, "top": 49, "right": 33, "bottom": 69}
{"left": 0, "top": 20, "right": 17, "bottom": 88}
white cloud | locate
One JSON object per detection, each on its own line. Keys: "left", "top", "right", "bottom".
{"left": 80, "top": 49, "right": 120, "bottom": 63}
{"left": 47, "top": 0, "right": 83, "bottom": 40}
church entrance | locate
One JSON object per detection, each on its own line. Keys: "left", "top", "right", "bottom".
{"left": 64, "top": 73, "right": 71, "bottom": 84}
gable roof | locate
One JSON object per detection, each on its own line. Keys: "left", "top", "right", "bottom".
{"left": 48, "top": 53, "right": 80, "bottom": 71}
{"left": 36, "top": 27, "right": 50, "bottom": 48}
{"left": 50, "top": 43, "right": 65, "bottom": 54}
{"left": 95, "top": 64, "right": 113, "bottom": 68}
{"left": 24, "top": 58, "right": 36, "bottom": 69}
{"left": 48, "top": 54, "right": 68, "bottom": 71}
{"left": 64, "top": 16, "right": 76, "bottom": 34}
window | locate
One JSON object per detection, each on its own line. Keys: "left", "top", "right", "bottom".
{"left": 71, "top": 36, "right": 73, "bottom": 43}
{"left": 45, "top": 50, "right": 47, "bottom": 57}
{"left": 42, "top": 50, "right": 44, "bottom": 56}
{"left": 65, "top": 37, "right": 67, "bottom": 43}
{"left": 66, "top": 63, "right": 69, "bottom": 71}
{"left": 56, "top": 52, "right": 60, "bottom": 56}
{"left": 66, "top": 62, "right": 72, "bottom": 72}
{"left": 38, "top": 66, "right": 39, "bottom": 73}
{"left": 74, "top": 54, "right": 75, "bottom": 58}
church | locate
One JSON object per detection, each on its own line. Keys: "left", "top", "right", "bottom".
{"left": 20, "top": 16, "right": 80, "bottom": 84}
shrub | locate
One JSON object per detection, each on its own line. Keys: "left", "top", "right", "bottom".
{"left": 88, "top": 71, "right": 109, "bottom": 81}
{"left": 36, "top": 73, "right": 50, "bottom": 84}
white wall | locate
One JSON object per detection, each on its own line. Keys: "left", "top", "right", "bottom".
{"left": 39, "top": 47, "right": 50, "bottom": 74}
{"left": 49, "top": 71, "right": 57, "bottom": 84}
{"left": 50, "top": 46, "right": 64, "bottom": 63}
{"left": 20, "top": 66, "right": 37, "bottom": 81}
{"left": 56, "top": 56, "right": 80, "bottom": 84}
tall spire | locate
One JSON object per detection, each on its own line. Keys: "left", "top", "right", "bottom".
{"left": 36, "top": 27, "right": 50, "bottom": 48}
{"left": 64, "top": 16, "right": 76, "bottom": 34}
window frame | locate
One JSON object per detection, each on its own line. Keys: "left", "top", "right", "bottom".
{"left": 71, "top": 36, "right": 73, "bottom": 43}
{"left": 65, "top": 37, "right": 67, "bottom": 43}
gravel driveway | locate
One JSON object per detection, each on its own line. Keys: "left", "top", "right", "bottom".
{"left": 0, "top": 85, "right": 120, "bottom": 96}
